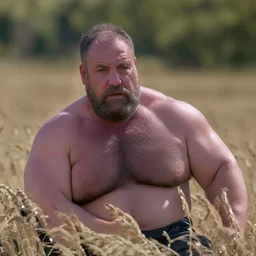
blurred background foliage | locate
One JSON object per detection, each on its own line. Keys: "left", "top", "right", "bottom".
{"left": 0, "top": 0, "right": 256, "bottom": 68}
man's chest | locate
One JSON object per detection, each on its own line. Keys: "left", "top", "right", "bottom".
{"left": 70, "top": 114, "right": 190, "bottom": 203}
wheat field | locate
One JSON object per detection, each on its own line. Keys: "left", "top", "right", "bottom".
{"left": 0, "top": 58, "right": 256, "bottom": 255}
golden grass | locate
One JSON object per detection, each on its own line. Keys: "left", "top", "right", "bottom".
{"left": 0, "top": 59, "right": 256, "bottom": 255}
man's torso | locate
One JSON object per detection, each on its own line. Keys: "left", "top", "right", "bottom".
{"left": 65, "top": 88, "right": 192, "bottom": 230}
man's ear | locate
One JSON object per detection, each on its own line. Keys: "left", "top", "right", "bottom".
{"left": 134, "top": 57, "right": 137, "bottom": 67}
{"left": 79, "top": 64, "right": 87, "bottom": 86}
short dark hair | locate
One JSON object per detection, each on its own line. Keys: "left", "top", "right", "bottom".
{"left": 79, "top": 23, "right": 135, "bottom": 62}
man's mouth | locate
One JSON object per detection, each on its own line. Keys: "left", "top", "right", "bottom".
{"left": 105, "top": 92, "right": 129, "bottom": 99}
{"left": 106, "top": 94, "right": 126, "bottom": 99}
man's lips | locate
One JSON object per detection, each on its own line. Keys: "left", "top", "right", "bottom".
{"left": 106, "top": 94, "right": 126, "bottom": 99}
{"left": 105, "top": 92, "right": 128, "bottom": 99}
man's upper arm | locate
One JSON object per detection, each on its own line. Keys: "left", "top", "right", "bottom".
{"left": 177, "top": 102, "right": 237, "bottom": 189}
{"left": 24, "top": 114, "right": 72, "bottom": 225}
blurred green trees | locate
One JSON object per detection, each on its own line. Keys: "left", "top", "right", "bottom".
{"left": 0, "top": 0, "right": 256, "bottom": 67}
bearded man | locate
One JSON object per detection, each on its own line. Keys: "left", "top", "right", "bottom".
{"left": 24, "top": 23, "right": 248, "bottom": 255}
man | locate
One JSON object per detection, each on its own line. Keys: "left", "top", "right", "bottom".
{"left": 24, "top": 23, "right": 248, "bottom": 255}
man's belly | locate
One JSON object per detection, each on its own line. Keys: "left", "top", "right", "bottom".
{"left": 81, "top": 182, "right": 191, "bottom": 230}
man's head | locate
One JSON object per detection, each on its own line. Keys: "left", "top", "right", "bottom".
{"left": 79, "top": 23, "right": 140, "bottom": 123}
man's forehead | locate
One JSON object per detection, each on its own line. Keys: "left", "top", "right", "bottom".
{"left": 87, "top": 36, "right": 133, "bottom": 63}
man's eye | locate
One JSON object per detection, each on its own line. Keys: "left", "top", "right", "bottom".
{"left": 97, "top": 69, "right": 106, "bottom": 73}
{"left": 121, "top": 66, "right": 129, "bottom": 70}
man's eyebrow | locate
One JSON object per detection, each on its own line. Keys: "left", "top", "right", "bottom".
{"left": 95, "top": 64, "right": 108, "bottom": 68}
{"left": 117, "top": 60, "right": 131, "bottom": 65}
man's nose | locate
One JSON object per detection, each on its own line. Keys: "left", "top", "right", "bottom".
{"left": 108, "top": 69, "right": 122, "bottom": 86}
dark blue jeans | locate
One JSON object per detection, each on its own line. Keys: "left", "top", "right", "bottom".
{"left": 39, "top": 217, "right": 212, "bottom": 256}
{"left": 142, "top": 217, "right": 213, "bottom": 255}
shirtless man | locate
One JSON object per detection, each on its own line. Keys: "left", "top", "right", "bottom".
{"left": 24, "top": 23, "right": 248, "bottom": 255}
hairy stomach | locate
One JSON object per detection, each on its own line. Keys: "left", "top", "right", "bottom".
{"left": 82, "top": 182, "right": 191, "bottom": 230}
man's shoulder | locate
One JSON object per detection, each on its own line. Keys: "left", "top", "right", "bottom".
{"left": 36, "top": 97, "right": 86, "bottom": 139}
{"left": 140, "top": 86, "right": 167, "bottom": 103}
{"left": 33, "top": 112, "right": 72, "bottom": 149}
{"left": 140, "top": 86, "right": 194, "bottom": 114}
{"left": 165, "top": 98, "right": 204, "bottom": 119}
{"left": 141, "top": 87, "right": 208, "bottom": 130}
{"left": 160, "top": 97, "right": 211, "bottom": 136}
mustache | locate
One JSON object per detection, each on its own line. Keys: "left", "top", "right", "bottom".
{"left": 103, "top": 86, "right": 130, "bottom": 98}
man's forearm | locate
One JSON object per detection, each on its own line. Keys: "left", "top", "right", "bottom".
{"left": 40, "top": 199, "right": 118, "bottom": 247}
{"left": 44, "top": 198, "right": 116, "bottom": 235}
{"left": 204, "top": 161, "right": 248, "bottom": 233}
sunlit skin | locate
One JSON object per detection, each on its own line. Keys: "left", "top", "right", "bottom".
{"left": 24, "top": 34, "right": 248, "bottom": 243}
